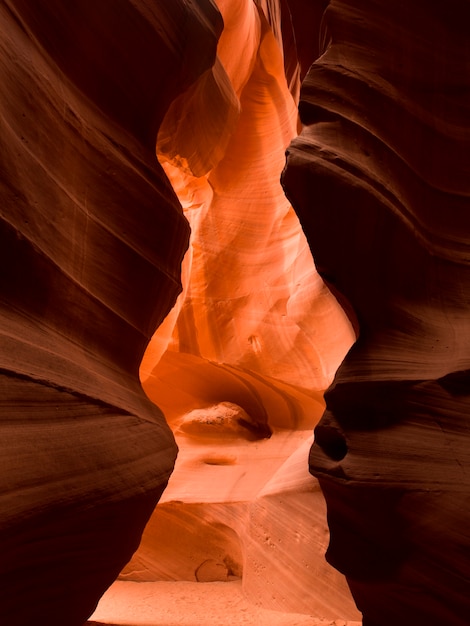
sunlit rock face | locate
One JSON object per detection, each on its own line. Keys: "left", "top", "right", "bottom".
{"left": 125, "top": 0, "right": 357, "bottom": 618}
{"left": 283, "top": 1, "right": 470, "bottom": 624}
{"left": 0, "top": 1, "right": 221, "bottom": 624}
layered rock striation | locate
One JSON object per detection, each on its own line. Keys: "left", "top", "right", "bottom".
{"left": 283, "top": 1, "right": 470, "bottom": 624}
{"left": 0, "top": 1, "right": 221, "bottom": 624}
{"left": 3, "top": 0, "right": 466, "bottom": 623}
{"left": 124, "top": 0, "right": 357, "bottom": 618}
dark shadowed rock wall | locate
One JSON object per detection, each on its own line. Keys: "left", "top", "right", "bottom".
{"left": 0, "top": 1, "right": 221, "bottom": 624}
{"left": 283, "top": 0, "right": 470, "bottom": 624}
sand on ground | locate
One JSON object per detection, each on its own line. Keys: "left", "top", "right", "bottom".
{"left": 88, "top": 580, "right": 361, "bottom": 626}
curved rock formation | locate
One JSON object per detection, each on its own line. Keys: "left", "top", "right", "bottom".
{"left": 141, "top": 0, "right": 354, "bottom": 451}
{"left": 282, "top": 1, "right": 470, "bottom": 624}
{"left": 0, "top": 1, "right": 221, "bottom": 624}
{"left": 124, "top": 0, "right": 357, "bottom": 618}
{"left": 6, "top": 0, "right": 465, "bottom": 623}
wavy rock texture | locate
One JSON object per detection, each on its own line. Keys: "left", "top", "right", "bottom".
{"left": 142, "top": 0, "right": 354, "bottom": 428}
{"left": 0, "top": 1, "right": 222, "bottom": 624}
{"left": 125, "top": 0, "right": 358, "bottom": 618}
{"left": 282, "top": 1, "right": 470, "bottom": 624}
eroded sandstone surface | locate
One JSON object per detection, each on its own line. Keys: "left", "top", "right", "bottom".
{"left": 2, "top": 0, "right": 469, "bottom": 625}
{"left": 124, "top": 0, "right": 357, "bottom": 618}
{"left": 282, "top": 1, "right": 470, "bottom": 624}
{"left": 0, "top": 1, "right": 221, "bottom": 624}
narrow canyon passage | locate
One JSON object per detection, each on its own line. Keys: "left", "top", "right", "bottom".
{"left": 101, "top": 0, "right": 358, "bottom": 622}
{"left": 1, "top": 1, "right": 469, "bottom": 625}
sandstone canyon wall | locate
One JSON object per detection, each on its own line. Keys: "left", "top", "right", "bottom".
{"left": 0, "top": 1, "right": 222, "bottom": 624}
{"left": 125, "top": 0, "right": 357, "bottom": 618}
{"left": 2, "top": 0, "right": 469, "bottom": 625}
{"left": 282, "top": 1, "right": 470, "bottom": 624}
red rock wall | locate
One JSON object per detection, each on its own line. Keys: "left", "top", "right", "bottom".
{"left": 0, "top": 1, "right": 221, "bottom": 624}
{"left": 3, "top": 0, "right": 469, "bottom": 623}
{"left": 283, "top": 1, "right": 470, "bottom": 624}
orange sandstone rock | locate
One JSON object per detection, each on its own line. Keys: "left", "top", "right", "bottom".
{"left": 127, "top": 0, "right": 357, "bottom": 619}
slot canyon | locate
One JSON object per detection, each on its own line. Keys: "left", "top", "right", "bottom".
{"left": 0, "top": 1, "right": 468, "bottom": 625}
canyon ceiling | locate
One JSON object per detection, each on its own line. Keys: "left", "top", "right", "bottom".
{"left": 1, "top": 1, "right": 469, "bottom": 625}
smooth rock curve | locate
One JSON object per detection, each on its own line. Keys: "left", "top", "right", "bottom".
{"left": 282, "top": 1, "right": 470, "bottom": 624}
{"left": 0, "top": 1, "right": 221, "bottom": 623}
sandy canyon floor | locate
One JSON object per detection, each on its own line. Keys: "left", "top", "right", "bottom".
{"left": 89, "top": 580, "right": 361, "bottom": 626}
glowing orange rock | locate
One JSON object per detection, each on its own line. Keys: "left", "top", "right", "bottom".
{"left": 142, "top": 0, "right": 354, "bottom": 432}
{"left": 128, "top": 0, "right": 357, "bottom": 618}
